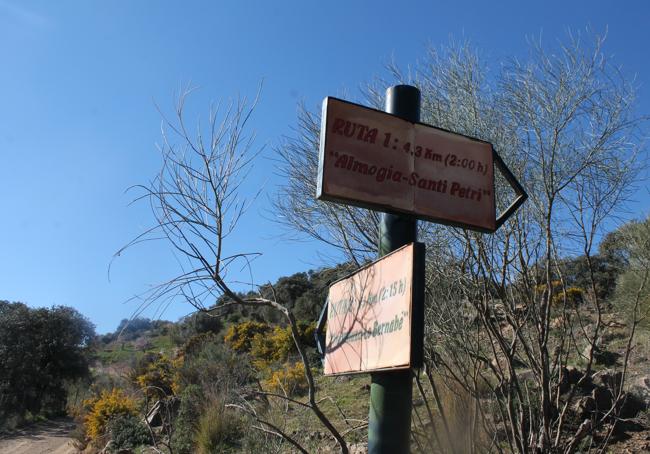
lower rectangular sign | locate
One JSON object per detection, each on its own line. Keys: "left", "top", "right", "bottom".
{"left": 324, "top": 243, "right": 423, "bottom": 375}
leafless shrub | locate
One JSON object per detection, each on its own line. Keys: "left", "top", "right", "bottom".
{"left": 116, "top": 86, "right": 350, "bottom": 453}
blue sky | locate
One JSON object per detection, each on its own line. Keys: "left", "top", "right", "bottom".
{"left": 1, "top": 0, "right": 649, "bottom": 333}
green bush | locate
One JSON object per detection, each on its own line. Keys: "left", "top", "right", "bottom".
{"left": 108, "top": 414, "right": 151, "bottom": 452}
{"left": 180, "top": 332, "right": 218, "bottom": 358}
{"left": 171, "top": 385, "right": 204, "bottom": 454}
{"left": 176, "top": 340, "right": 253, "bottom": 398}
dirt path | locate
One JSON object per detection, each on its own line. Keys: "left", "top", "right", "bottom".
{"left": 0, "top": 418, "right": 79, "bottom": 454}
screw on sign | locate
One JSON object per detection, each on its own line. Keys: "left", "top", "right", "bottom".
{"left": 314, "top": 86, "right": 527, "bottom": 454}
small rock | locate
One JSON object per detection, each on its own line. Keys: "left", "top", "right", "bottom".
{"left": 565, "top": 366, "right": 584, "bottom": 385}
{"left": 573, "top": 396, "right": 597, "bottom": 418}
{"left": 603, "top": 318, "right": 626, "bottom": 328}
{"left": 348, "top": 443, "right": 367, "bottom": 454}
{"left": 592, "top": 386, "right": 613, "bottom": 410}
{"left": 146, "top": 400, "right": 164, "bottom": 427}
{"left": 618, "top": 392, "right": 646, "bottom": 418}
{"left": 559, "top": 366, "right": 585, "bottom": 394}
{"left": 638, "top": 375, "right": 650, "bottom": 390}
{"left": 629, "top": 384, "right": 650, "bottom": 408}
{"left": 583, "top": 343, "right": 619, "bottom": 366}
{"left": 597, "top": 350, "right": 620, "bottom": 366}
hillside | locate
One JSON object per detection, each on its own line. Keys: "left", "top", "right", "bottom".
{"left": 78, "top": 246, "right": 650, "bottom": 453}
{"left": 3, "top": 226, "right": 650, "bottom": 453}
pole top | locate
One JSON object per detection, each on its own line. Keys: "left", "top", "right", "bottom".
{"left": 385, "top": 85, "right": 421, "bottom": 123}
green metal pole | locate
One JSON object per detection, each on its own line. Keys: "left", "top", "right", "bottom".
{"left": 368, "top": 85, "right": 421, "bottom": 454}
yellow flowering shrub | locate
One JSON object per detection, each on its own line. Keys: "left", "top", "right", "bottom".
{"left": 225, "top": 321, "right": 316, "bottom": 389}
{"left": 250, "top": 326, "right": 294, "bottom": 369}
{"left": 264, "top": 362, "right": 308, "bottom": 396}
{"left": 134, "top": 354, "right": 176, "bottom": 398}
{"left": 83, "top": 389, "right": 139, "bottom": 441}
{"left": 223, "top": 321, "right": 270, "bottom": 353}
{"left": 535, "top": 280, "right": 563, "bottom": 294}
{"left": 552, "top": 286, "right": 584, "bottom": 306}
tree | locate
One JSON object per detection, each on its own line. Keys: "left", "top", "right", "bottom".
{"left": 610, "top": 215, "right": 650, "bottom": 328}
{"left": 275, "top": 30, "right": 646, "bottom": 452}
{"left": 0, "top": 302, "right": 95, "bottom": 422}
{"left": 115, "top": 317, "right": 153, "bottom": 340}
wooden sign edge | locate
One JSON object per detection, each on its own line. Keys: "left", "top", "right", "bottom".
{"left": 322, "top": 96, "right": 496, "bottom": 146}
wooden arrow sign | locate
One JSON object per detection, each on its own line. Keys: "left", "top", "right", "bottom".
{"left": 317, "top": 97, "right": 527, "bottom": 232}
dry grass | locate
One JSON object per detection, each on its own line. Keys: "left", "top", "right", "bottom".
{"left": 195, "top": 399, "right": 244, "bottom": 454}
